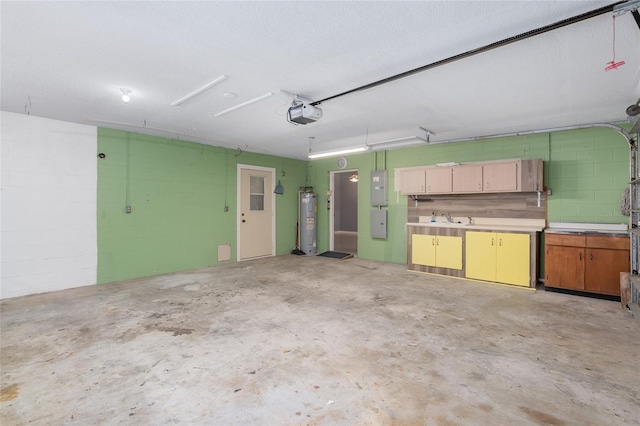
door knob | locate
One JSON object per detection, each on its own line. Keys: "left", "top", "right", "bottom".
{"left": 242, "top": 219, "right": 246, "bottom": 223}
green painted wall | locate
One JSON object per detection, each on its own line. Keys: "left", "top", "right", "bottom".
{"left": 309, "top": 127, "right": 630, "bottom": 265}
{"left": 97, "top": 126, "right": 629, "bottom": 283}
{"left": 97, "top": 129, "right": 307, "bottom": 284}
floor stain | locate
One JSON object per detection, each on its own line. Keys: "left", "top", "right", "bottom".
{"left": 0, "top": 384, "right": 19, "bottom": 402}
{"left": 519, "top": 406, "right": 565, "bottom": 425}
{"left": 478, "top": 403, "right": 493, "bottom": 412}
{"left": 156, "top": 327, "right": 194, "bottom": 336}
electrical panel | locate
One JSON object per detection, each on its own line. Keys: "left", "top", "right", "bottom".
{"left": 371, "top": 170, "right": 387, "bottom": 206}
{"left": 371, "top": 209, "right": 387, "bottom": 239}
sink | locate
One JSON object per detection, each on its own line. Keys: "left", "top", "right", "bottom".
{"left": 421, "top": 222, "right": 470, "bottom": 227}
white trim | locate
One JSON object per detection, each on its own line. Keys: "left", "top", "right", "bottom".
{"left": 237, "top": 164, "right": 277, "bottom": 261}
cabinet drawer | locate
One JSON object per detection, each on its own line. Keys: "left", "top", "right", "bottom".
{"left": 586, "top": 235, "right": 629, "bottom": 250}
{"left": 545, "top": 233, "right": 586, "bottom": 247}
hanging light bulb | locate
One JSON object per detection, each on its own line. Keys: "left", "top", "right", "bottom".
{"left": 349, "top": 173, "right": 359, "bottom": 183}
{"left": 120, "top": 88, "right": 132, "bottom": 102}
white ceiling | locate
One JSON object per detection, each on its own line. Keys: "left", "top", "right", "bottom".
{"left": 2, "top": 1, "right": 639, "bottom": 160}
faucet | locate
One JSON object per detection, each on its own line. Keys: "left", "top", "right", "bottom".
{"left": 442, "top": 213, "right": 453, "bottom": 223}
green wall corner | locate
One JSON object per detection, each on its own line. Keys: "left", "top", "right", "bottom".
{"left": 97, "top": 129, "right": 307, "bottom": 284}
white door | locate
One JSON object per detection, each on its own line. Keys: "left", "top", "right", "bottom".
{"left": 238, "top": 165, "right": 275, "bottom": 260}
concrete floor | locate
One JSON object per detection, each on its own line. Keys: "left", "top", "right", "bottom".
{"left": 1, "top": 256, "right": 639, "bottom": 425}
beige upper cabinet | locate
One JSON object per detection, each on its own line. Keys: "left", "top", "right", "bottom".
{"left": 483, "top": 161, "right": 519, "bottom": 191}
{"left": 484, "top": 159, "right": 543, "bottom": 192}
{"left": 396, "top": 158, "right": 543, "bottom": 195}
{"left": 398, "top": 169, "right": 427, "bottom": 195}
{"left": 425, "top": 167, "right": 452, "bottom": 193}
{"left": 452, "top": 165, "right": 483, "bottom": 193}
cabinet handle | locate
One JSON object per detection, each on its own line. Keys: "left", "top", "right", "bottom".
{"left": 499, "top": 238, "right": 503, "bottom": 246}
{"left": 491, "top": 238, "right": 494, "bottom": 246}
{"left": 436, "top": 238, "right": 439, "bottom": 246}
{"left": 590, "top": 253, "right": 593, "bottom": 261}
{"left": 432, "top": 238, "right": 435, "bottom": 246}
{"left": 579, "top": 252, "right": 582, "bottom": 261}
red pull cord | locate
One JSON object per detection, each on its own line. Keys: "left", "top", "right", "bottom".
{"left": 605, "top": 15, "right": 625, "bottom": 71}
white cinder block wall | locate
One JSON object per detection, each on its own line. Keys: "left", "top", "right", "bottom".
{"left": 1, "top": 112, "right": 98, "bottom": 298}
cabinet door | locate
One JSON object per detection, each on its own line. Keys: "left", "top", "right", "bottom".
{"left": 496, "top": 233, "right": 530, "bottom": 286}
{"left": 425, "top": 167, "right": 452, "bottom": 193}
{"left": 435, "top": 236, "right": 463, "bottom": 270}
{"left": 544, "top": 245, "right": 585, "bottom": 290}
{"left": 465, "top": 231, "right": 496, "bottom": 281}
{"left": 585, "top": 248, "right": 629, "bottom": 295}
{"left": 412, "top": 234, "right": 436, "bottom": 266}
{"left": 399, "top": 169, "right": 426, "bottom": 195}
{"left": 452, "top": 165, "right": 483, "bottom": 193}
{"left": 484, "top": 161, "right": 519, "bottom": 192}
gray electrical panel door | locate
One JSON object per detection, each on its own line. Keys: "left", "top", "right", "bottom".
{"left": 371, "top": 209, "right": 387, "bottom": 239}
{"left": 370, "top": 170, "right": 387, "bottom": 206}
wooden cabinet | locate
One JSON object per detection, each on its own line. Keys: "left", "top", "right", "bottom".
{"left": 483, "top": 161, "right": 519, "bottom": 192}
{"left": 452, "top": 165, "right": 483, "bottom": 193}
{"left": 412, "top": 234, "right": 462, "bottom": 270}
{"left": 396, "top": 158, "right": 543, "bottom": 195}
{"left": 483, "top": 159, "right": 543, "bottom": 192}
{"left": 399, "top": 169, "right": 426, "bottom": 195}
{"left": 545, "top": 233, "right": 629, "bottom": 296}
{"left": 466, "top": 231, "right": 530, "bottom": 286}
{"left": 425, "top": 167, "right": 452, "bottom": 193}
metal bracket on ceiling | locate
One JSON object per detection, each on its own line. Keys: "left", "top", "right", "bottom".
{"left": 419, "top": 127, "right": 435, "bottom": 143}
{"left": 613, "top": 0, "right": 640, "bottom": 29}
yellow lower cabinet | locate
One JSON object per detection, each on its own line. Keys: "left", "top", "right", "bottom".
{"left": 465, "top": 231, "right": 530, "bottom": 286}
{"left": 435, "top": 235, "right": 463, "bottom": 270}
{"left": 411, "top": 234, "right": 462, "bottom": 270}
{"left": 412, "top": 234, "right": 436, "bottom": 266}
{"left": 495, "top": 233, "right": 530, "bottom": 286}
{"left": 465, "top": 232, "right": 497, "bottom": 281}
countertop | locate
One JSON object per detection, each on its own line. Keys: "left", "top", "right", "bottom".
{"left": 406, "top": 219, "right": 629, "bottom": 236}
{"left": 407, "top": 216, "right": 545, "bottom": 233}
{"left": 545, "top": 222, "right": 628, "bottom": 237}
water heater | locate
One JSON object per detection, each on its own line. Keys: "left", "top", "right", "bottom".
{"left": 299, "top": 191, "right": 317, "bottom": 254}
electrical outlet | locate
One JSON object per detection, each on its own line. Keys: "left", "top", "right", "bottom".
{"left": 126, "top": 205, "right": 132, "bottom": 214}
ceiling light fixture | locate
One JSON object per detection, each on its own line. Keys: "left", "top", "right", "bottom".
{"left": 170, "top": 75, "right": 228, "bottom": 107}
{"left": 214, "top": 92, "right": 274, "bottom": 117}
{"left": 367, "top": 128, "right": 434, "bottom": 151}
{"left": 368, "top": 136, "right": 427, "bottom": 151}
{"left": 120, "top": 88, "right": 132, "bottom": 103}
{"left": 349, "top": 173, "right": 359, "bottom": 183}
{"left": 308, "top": 146, "right": 369, "bottom": 159}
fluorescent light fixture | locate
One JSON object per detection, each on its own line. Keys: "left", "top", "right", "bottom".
{"left": 368, "top": 135, "right": 428, "bottom": 151}
{"left": 308, "top": 146, "right": 369, "bottom": 159}
{"left": 214, "top": 92, "right": 274, "bottom": 117}
{"left": 171, "top": 75, "right": 228, "bottom": 106}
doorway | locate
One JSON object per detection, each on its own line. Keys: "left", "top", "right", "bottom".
{"left": 237, "top": 164, "right": 276, "bottom": 261}
{"left": 330, "top": 170, "right": 358, "bottom": 254}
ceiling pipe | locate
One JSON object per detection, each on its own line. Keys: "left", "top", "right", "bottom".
{"left": 429, "top": 123, "right": 634, "bottom": 148}
{"left": 312, "top": 2, "right": 627, "bottom": 106}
